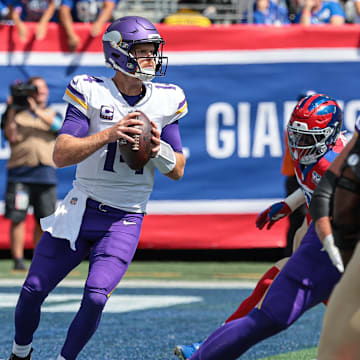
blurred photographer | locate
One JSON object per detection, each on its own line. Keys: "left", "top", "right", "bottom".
{"left": 2, "top": 76, "right": 62, "bottom": 271}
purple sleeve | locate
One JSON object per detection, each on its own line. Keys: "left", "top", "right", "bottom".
{"left": 59, "top": 104, "right": 90, "bottom": 138}
{"left": 160, "top": 121, "right": 183, "bottom": 153}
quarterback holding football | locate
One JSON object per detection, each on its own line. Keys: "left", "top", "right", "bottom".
{"left": 7, "top": 16, "right": 187, "bottom": 360}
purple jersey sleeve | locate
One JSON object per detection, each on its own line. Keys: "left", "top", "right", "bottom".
{"left": 160, "top": 121, "right": 183, "bottom": 153}
{"left": 59, "top": 103, "right": 90, "bottom": 138}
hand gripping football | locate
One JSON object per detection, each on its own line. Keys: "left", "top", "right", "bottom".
{"left": 118, "top": 111, "right": 153, "bottom": 171}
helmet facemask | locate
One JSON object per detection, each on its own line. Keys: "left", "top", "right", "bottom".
{"left": 129, "top": 40, "right": 167, "bottom": 81}
{"left": 288, "top": 123, "right": 336, "bottom": 165}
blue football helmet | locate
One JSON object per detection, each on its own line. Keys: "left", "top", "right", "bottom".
{"left": 102, "top": 16, "right": 168, "bottom": 81}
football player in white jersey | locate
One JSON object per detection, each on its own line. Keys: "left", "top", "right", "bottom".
{"left": 7, "top": 16, "right": 187, "bottom": 360}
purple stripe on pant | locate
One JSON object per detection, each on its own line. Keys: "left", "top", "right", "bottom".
{"left": 13, "top": 200, "right": 143, "bottom": 360}
{"left": 189, "top": 223, "right": 342, "bottom": 360}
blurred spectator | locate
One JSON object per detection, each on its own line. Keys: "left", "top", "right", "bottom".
{"left": 281, "top": 89, "right": 315, "bottom": 256}
{"left": 59, "top": 0, "right": 118, "bottom": 52}
{"left": 161, "top": 0, "right": 212, "bottom": 26}
{"left": 346, "top": 0, "right": 360, "bottom": 22}
{"left": 243, "top": 0, "right": 290, "bottom": 24}
{"left": 7, "top": 0, "right": 58, "bottom": 42}
{"left": 0, "top": 0, "right": 10, "bottom": 21}
{"left": 294, "top": 0, "right": 345, "bottom": 24}
{"left": 286, "top": 0, "right": 302, "bottom": 22}
{"left": 1, "top": 76, "right": 62, "bottom": 271}
{"left": 203, "top": 0, "right": 234, "bottom": 23}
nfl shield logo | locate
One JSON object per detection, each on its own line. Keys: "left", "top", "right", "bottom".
{"left": 70, "top": 197, "right": 78, "bottom": 205}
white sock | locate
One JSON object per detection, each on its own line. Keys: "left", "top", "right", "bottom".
{"left": 12, "top": 341, "right": 32, "bottom": 358}
{"left": 56, "top": 355, "right": 66, "bottom": 360}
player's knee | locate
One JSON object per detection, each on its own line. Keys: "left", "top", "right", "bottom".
{"left": 272, "top": 318, "right": 292, "bottom": 330}
{"left": 83, "top": 289, "right": 108, "bottom": 313}
{"left": 250, "top": 308, "right": 288, "bottom": 334}
{"left": 19, "top": 286, "right": 47, "bottom": 307}
{"left": 22, "top": 277, "right": 50, "bottom": 304}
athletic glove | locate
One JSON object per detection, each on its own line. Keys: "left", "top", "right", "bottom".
{"left": 256, "top": 201, "right": 292, "bottom": 230}
{"left": 321, "top": 234, "right": 344, "bottom": 273}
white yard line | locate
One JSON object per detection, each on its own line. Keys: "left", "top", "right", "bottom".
{"left": 0, "top": 278, "right": 256, "bottom": 289}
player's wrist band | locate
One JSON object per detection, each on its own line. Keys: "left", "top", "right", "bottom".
{"left": 284, "top": 188, "right": 305, "bottom": 212}
{"left": 309, "top": 170, "right": 338, "bottom": 222}
{"left": 152, "top": 140, "right": 176, "bottom": 174}
{"left": 323, "top": 233, "right": 335, "bottom": 248}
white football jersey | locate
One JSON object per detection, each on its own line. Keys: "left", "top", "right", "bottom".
{"left": 63, "top": 74, "right": 188, "bottom": 213}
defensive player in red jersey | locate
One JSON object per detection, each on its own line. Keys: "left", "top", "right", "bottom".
{"left": 174, "top": 94, "right": 346, "bottom": 360}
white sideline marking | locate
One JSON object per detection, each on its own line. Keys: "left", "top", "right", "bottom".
{"left": 0, "top": 279, "right": 256, "bottom": 289}
{"left": 0, "top": 293, "right": 203, "bottom": 313}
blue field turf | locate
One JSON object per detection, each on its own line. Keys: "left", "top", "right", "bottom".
{"left": 0, "top": 284, "right": 324, "bottom": 359}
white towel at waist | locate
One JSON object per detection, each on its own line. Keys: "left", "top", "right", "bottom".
{"left": 40, "top": 187, "right": 88, "bottom": 251}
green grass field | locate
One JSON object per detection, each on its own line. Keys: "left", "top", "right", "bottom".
{"left": 262, "top": 349, "right": 317, "bottom": 359}
{"left": 0, "top": 259, "right": 274, "bottom": 281}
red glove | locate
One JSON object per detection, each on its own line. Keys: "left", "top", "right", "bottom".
{"left": 256, "top": 201, "right": 292, "bottom": 230}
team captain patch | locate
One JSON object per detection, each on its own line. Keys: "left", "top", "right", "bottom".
{"left": 100, "top": 105, "right": 114, "bottom": 120}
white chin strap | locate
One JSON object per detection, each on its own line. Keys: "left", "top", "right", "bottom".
{"left": 106, "top": 58, "right": 155, "bottom": 82}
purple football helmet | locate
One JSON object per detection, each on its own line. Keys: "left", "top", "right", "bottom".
{"left": 102, "top": 16, "right": 168, "bottom": 81}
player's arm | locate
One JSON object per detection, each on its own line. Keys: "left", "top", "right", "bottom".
{"left": 170, "top": 152, "right": 186, "bottom": 180}
{"left": 256, "top": 188, "right": 306, "bottom": 230}
{"left": 309, "top": 135, "right": 357, "bottom": 272}
{"left": 53, "top": 105, "right": 143, "bottom": 168}
{"left": 151, "top": 120, "right": 185, "bottom": 181}
{"left": 310, "top": 134, "right": 358, "bottom": 240}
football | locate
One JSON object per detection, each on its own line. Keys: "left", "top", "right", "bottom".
{"left": 118, "top": 111, "right": 153, "bottom": 171}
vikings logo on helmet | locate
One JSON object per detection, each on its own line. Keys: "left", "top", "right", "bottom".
{"left": 287, "top": 94, "right": 343, "bottom": 165}
{"left": 102, "top": 16, "right": 168, "bottom": 82}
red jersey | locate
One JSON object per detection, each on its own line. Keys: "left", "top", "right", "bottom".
{"left": 294, "top": 135, "right": 346, "bottom": 209}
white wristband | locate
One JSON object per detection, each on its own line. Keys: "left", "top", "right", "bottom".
{"left": 322, "top": 233, "right": 344, "bottom": 273}
{"left": 284, "top": 188, "right": 306, "bottom": 212}
{"left": 152, "top": 140, "right": 176, "bottom": 174}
